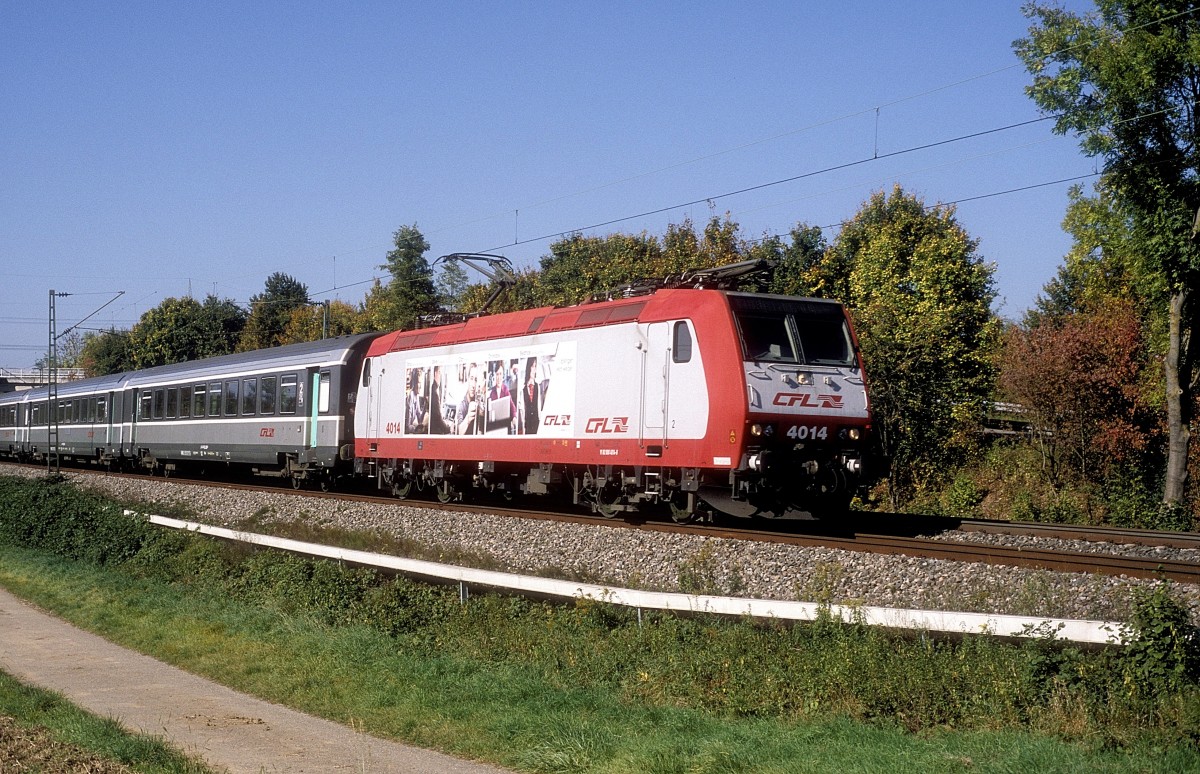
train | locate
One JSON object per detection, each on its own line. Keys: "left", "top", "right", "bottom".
{"left": 0, "top": 286, "right": 872, "bottom": 521}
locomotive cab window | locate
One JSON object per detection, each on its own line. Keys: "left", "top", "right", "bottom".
{"left": 672, "top": 321, "right": 693, "bottom": 363}
{"left": 729, "top": 295, "right": 855, "bottom": 368}
{"left": 361, "top": 359, "right": 371, "bottom": 388}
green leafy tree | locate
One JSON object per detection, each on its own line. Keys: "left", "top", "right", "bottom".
{"left": 764, "top": 223, "right": 831, "bottom": 297}
{"left": 435, "top": 259, "right": 472, "bottom": 312}
{"left": 78, "top": 328, "right": 134, "bottom": 376}
{"left": 238, "top": 272, "right": 310, "bottom": 351}
{"left": 1016, "top": 0, "right": 1200, "bottom": 509}
{"left": 368, "top": 224, "right": 439, "bottom": 331}
{"left": 824, "top": 186, "right": 1000, "bottom": 507}
{"left": 537, "top": 231, "right": 663, "bottom": 306}
{"left": 280, "top": 299, "right": 366, "bottom": 343}
{"left": 127, "top": 295, "right": 246, "bottom": 368}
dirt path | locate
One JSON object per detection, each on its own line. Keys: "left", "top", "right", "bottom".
{"left": 0, "top": 587, "right": 514, "bottom": 773}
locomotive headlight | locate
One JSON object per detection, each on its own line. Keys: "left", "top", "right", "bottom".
{"left": 750, "top": 423, "right": 764, "bottom": 437}
{"left": 848, "top": 428, "right": 861, "bottom": 441}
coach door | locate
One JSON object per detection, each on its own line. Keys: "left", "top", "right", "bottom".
{"left": 640, "top": 322, "right": 672, "bottom": 450}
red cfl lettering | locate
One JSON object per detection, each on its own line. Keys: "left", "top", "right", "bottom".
{"left": 543, "top": 414, "right": 572, "bottom": 426}
{"left": 585, "top": 416, "right": 629, "bottom": 433}
{"left": 772, "top": 393, "right": 844, "bottom": 409}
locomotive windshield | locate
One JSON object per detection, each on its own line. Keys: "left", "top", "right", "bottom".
{"left": 729, "top": 295, "right": 856, "bottom": 367}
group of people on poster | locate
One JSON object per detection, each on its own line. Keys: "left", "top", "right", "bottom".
{"left": 404, "top": 354, "right": 551, "bottom": 436}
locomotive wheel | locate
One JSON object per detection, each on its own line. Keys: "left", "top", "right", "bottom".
{"left": 594, "top": 485, "right": 622, "bottom": 519}
{"left": 391, "top": 478, "right": 413, "bottom": 499}
{"left": 436, "top": 483, "right": 456, "bottom": 504}
{"left": 667, "top": 490, "right": 695, "bottom": 524}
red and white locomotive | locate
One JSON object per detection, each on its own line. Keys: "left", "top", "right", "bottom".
{"left": 354, "top": 283, "right": 871, "bottom": 520}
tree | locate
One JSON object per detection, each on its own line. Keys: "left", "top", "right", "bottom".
{"left": 238, "top": 272, "right": 310, "bottom": 351}
{"left": 1016, "top": 0, "right": 1200, "bottom": 509}
{"left": 280, "top": 300, "right": 365, "bottom": 343}
{"left": 435, "top": 259, "right": 471, "bottom": 312}
{"left": 370, "top": 224, "right": 440, "bottom": 331}
{"left": 537, "top": 231, "right": 663, "bottom": 306}
{"left": 764, "top": 223, "right": 831, "bottom": 298}
{"left": 1000, "top": 301, "right": 1154, "bottom": 491}
{"left": 127, "top": 295, "right": 246, "bottom": 368}
{"left": 821, "top": 186, "right": 1000, "bottom": 507}
{"left": 78, "top": 328, "right": 134, "bottom": 376}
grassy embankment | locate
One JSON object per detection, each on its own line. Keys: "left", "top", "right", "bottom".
{"left": 1, "top": 473, "right": 1198, "bottom": 773}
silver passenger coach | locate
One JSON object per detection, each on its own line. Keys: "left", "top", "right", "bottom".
{"left": 0, "top": 334, "right": 375, "bottom": 489}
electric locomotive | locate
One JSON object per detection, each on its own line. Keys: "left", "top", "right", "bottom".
{"left": 354, "top": 279, "right": 870, "bottom": 520}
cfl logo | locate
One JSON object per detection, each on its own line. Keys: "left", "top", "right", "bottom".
{"left": 773, "top": 393, "right": 844, "bottom": 409}
{"left": 586, "top": 416, "right": 629, "bottom": 433}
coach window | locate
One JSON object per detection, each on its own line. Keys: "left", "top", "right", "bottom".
{"left": 193, "top": 384, "right": 206, "bottom": 418}
{"left": 97, "top": 397, "right": 107, "bottom": 423}
{"left": 179, "top": 386, "right": 191, "bottom": 418}
{"left": 166, "top": 388, "right": 178, "bottom": 420}
{"left": 259, "top": 375, "right": 277, "bottom": 415}
{"left": 208, "top": 382, "right": 223, "bottom": 417}
{"left": 318, "top": 371, "right": 331, "bottom": 414}
{"left": 279, "top": 374, "right": 298, "bottom": 414}
{"left": 242, "top": 378, "right": 257, "bottom": 415}
{"left": 224, "top": 379, "right": 240, "bottom": 416}
{"left": 153, "top": 388, "right": 165, "bottom": 420}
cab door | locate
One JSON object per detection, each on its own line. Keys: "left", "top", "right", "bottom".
{"left": 640, "top": 322, "right": 671, "bottom": 449}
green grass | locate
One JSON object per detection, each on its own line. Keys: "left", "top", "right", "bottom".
{"left": 1, "top": 473, "right": 1198, "bottom": 772}
{"left": 2, "top": 546, "right": 1197, "bottom": 773}
{"left": 0, "top": 667, "right": 213, "bottom": 773}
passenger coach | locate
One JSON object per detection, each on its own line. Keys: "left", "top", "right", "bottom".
{"left": 0, "top": 334, "right": 374, "bottom": 489}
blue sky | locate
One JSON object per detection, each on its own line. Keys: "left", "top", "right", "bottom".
{"left": 1, "top": 1, "right": 1098, "bottom": 368}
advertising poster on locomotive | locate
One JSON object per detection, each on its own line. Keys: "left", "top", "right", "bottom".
{"left": 402, "top": 341, "right": 576, "bottom": 438}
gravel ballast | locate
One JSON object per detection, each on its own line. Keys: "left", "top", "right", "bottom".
{"left": 4, "top": 463, "right": 1197, "bottom": 626}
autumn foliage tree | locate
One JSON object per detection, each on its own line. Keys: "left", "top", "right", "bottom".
{"left": 1000, "top": 301, "right": 1154, "bottom": 492}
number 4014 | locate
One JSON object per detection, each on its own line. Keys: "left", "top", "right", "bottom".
{"left": 787, "top": 425, "right": 828, "bottom": 440}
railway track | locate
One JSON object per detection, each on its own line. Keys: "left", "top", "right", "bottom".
{"left": 5, "top": 461, "right": 1199, "bottom": 584}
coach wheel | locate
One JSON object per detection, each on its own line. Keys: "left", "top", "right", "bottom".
{"left": 290, "top": 473, "right": 303, "bottom": 490}
{"left": 317, "top": 474, "right": 332, "bottom": 492}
